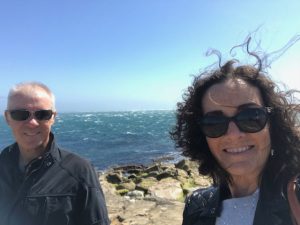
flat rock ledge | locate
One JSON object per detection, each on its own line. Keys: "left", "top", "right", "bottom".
{"left": 99, "top": 159, "right": 212, "bottom": 225}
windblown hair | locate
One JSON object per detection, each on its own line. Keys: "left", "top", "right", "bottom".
{"left": 170, "top": 40, "right": 300, "bottom": 187}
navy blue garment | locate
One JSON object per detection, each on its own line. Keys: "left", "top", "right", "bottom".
{"left": 0, "top": 133, "right": 110, "bottom": 225}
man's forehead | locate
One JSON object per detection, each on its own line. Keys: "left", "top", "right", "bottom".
{"left": 12, "top": 87, "right": 50, "bottom": 98}
{"left": 8, "top": 87, "right": 52, "bottom": 108}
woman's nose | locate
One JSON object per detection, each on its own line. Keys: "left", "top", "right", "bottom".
{"left": 226, "top": 121, "right": 245, "bottom": 137}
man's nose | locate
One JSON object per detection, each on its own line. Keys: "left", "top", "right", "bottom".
{"left": 26, "top": 116, "right": 40, "bottom": 126}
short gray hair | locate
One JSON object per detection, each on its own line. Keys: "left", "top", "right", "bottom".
{"left": 7, "top": 82, "right": 56, "bottom": 110}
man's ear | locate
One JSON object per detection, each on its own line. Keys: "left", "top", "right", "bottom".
{"left": 50, "top": 111, "right": 57, "bottom": 124}
{"left": 4, "top": 111, "right": 11, "bottom": 125}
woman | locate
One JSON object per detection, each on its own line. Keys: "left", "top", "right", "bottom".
{"left": 171, "top": 44, "right": 300, "bottom": 225}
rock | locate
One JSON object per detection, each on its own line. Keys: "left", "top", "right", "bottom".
{"left": 113, "top": 164, "right": 145, "bottom": 172}
{"left": 176, "top": 168, "right": 188, "bottom": 178}
{"left": 145, "top": 171, "right": 160, "bottom": 178}
{"left": 175, "top": 159, "right": 195, "bottom": 172}
{"left": 127, "top": 174, "right": 137, "bottom": 179}
{"left": 116, "top": 180, "right": 136, "bottom": 191}
{"left": 156, "top": 170, "right": 175, "bottom": 180}
{"left": 116, "top": 189, "right": 129, "bottom": 195}
{"left": 156, "top": 166, "right": 179, "bottom": 180}
{"left": 181, "top": 178, "right": 198, "bottom": 195}
{"left": 152, "top": 155, "right": 175, "bottom": 163}
{"left": 127, "top": 190, "right": 144, "bottom": 199}
{"left": 106, "top": 172, "right": 123, "bottom": 184}
{"left": 160, "top": 163, "right": 175, "bottom": 170}
{"left": 127, "top": 168, "right": 143, "bottom": 174}
{"left": 136, "top": 177, "right": 158, "bottom": 191}
{"left": 194, "top": 175, "right": 212, "bottom": 188}
{"left": 175, "top": 168, "right": 189, "bottom": 183}
{"left": 110, "top": 215, "right": 125, "bottom": 225}
{"left": 148, "top": 178, "right": 183, "bottom": 201}
{"left": 136, "top": 177, "right": 158, "bottom": 192}
{"left": 145, "top": 164, "right": 161, "bottom": 173}
{"left": 100, "top": 158, "right": 213, "bottom": 225}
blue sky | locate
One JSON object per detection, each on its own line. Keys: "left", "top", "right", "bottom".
{"left": 1, "top": 0, "right": 300, "bottom": 112}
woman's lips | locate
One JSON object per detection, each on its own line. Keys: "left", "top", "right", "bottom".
{"left": 224, "top": 145, "right": 253, "bottom": 153}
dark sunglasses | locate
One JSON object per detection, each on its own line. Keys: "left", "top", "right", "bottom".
{"left": 199, "top": 107, "right": 272, "bottom": 138}
{"left": 7, "top": 109, "right": 54, "bottom": 121}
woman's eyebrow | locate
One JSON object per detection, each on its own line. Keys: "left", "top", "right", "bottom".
{"left": 204, "top": 110, "right": 224, "bottom": 116}
{"left": 237, "top": 103, "right": 262, "bottom": 110}
{"left": 205, "top": 103, "right": 262, "bottom": 115}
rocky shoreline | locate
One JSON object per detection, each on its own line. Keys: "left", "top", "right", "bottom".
{"left": 99, "top": 159, "right": 212, "bottom": 225}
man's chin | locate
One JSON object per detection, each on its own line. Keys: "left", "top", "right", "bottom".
{"left": 19, "top": 142, "right": 46, "bottom": 153}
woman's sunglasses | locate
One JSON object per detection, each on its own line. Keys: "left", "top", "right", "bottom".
{"left": 199, "top": 107, "right": 272, "bottom": 138}
{"left": 7, "top": 109, "right": 54, "bottom": 121}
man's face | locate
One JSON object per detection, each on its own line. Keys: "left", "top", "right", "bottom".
{"left": 5, "top": 87, "right": 56, "bottom": 154}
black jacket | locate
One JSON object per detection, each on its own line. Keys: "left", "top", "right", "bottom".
{"left": 0, "top": 134, "right": 110, "bottom": 225}
{"left": 182, "top": 175, "right": 300, "bottom": 225}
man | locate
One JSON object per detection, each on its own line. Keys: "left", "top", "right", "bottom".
{"left": 0, "top": 82, "right": 110, "bottom": 225}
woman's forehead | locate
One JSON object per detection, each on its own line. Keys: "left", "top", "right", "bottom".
{"left": 202, "top": 79, "right": 263, "bottom": 112}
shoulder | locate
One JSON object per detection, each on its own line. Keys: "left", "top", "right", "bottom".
{"left": 59, "top": 149, "right": 92, "bottom": 168}
{"left": 0, "top": 144, "right": 16, "bottom": 162}
{"left": 0, "top": 146, "right": 9, "bottom": 158}
{"left": 0, "top": 146, "right": 9, "bottom": 166}
{"left": 50, "top": 135, "right": 93, "bottom": 170}
{"left": 184, "top": 186, "right": 219, "bottom": 216}
{"left": 57, "top": 149, "right": 100, "bottom": 188}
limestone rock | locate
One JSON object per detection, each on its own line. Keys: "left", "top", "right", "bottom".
{"left": 136, "top": 177, "right": 158, "bottom": 192}
{"left": 101, "top": 159, "right": 213, "bottom": 225}
{"left": 127, "top": 190, "right": 144, "bottom": 199}
{"left": 145, "top": 164, "right": 161, "bottom": 173}
{"left": 106, "top": 172, "right": 123, "bottom": 184}
{"left": 117, "top": 180, "right": 136, "bottom": 191}
{"left": 175, "top": 159, "right": 198, "bottom": 173}
{"left": 148, "top": 178, "right": 183, "bottom": 201}
{"left": 194, "top": 175, "right": 212, "bottom": 188}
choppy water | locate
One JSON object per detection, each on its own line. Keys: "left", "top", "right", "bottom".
{"left": 0, "top": 110, "right": 181, "bottom": 170}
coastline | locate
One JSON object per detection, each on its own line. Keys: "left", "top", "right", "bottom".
{"left": 99, "top": 159, "right": 212, "bottom": 225}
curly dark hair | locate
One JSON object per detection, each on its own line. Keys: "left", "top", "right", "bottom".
{"left": 170, "top": 41, "right": 300, "bottom": 187}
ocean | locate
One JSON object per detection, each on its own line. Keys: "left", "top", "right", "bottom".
{"left": 0, "top": 110, "right": 182, "bottom": 170}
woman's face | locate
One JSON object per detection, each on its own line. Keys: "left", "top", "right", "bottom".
{"left": 201, "top": 78, "right": 271, "bottom": 181}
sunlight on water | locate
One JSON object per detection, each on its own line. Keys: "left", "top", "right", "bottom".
{"left": 0, "top": 110, "right": 180, "bottom": 170}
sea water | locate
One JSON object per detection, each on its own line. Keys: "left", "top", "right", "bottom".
{"left": 0, "top": 110, "right": 181, "bottom": 170}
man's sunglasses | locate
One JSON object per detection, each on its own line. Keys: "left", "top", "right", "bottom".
{"left": 198, "top": 107, "right": 272, "bottom": 138}
{"left": 7, "top": 109, "right": 54, "bottom": 121}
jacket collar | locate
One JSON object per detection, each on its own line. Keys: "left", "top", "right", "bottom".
{"left": 252, "top": 175, "right": 292, "bottom": 225}
{"left": 186, "top": 186, "right": 223, "bottom": 218}
{"left": 8, "top": 132, "right": 61, "bottom": 176}
{"left": 187, "top": 179, "right": 292, "bottom": 225}
{"left": 253, "top": 197, "right": 290, "bottom": 225}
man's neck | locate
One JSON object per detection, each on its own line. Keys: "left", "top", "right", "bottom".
{"left": 18, "top": 145, "right": 47, "bottom": 167}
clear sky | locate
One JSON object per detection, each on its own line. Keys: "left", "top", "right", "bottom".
{"left": 1, "top": 0, "right": 300, "bottom": 112}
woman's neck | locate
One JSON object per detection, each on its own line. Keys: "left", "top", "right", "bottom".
{"left": 229, "top": 175, "right": 260, "bottom": 198}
